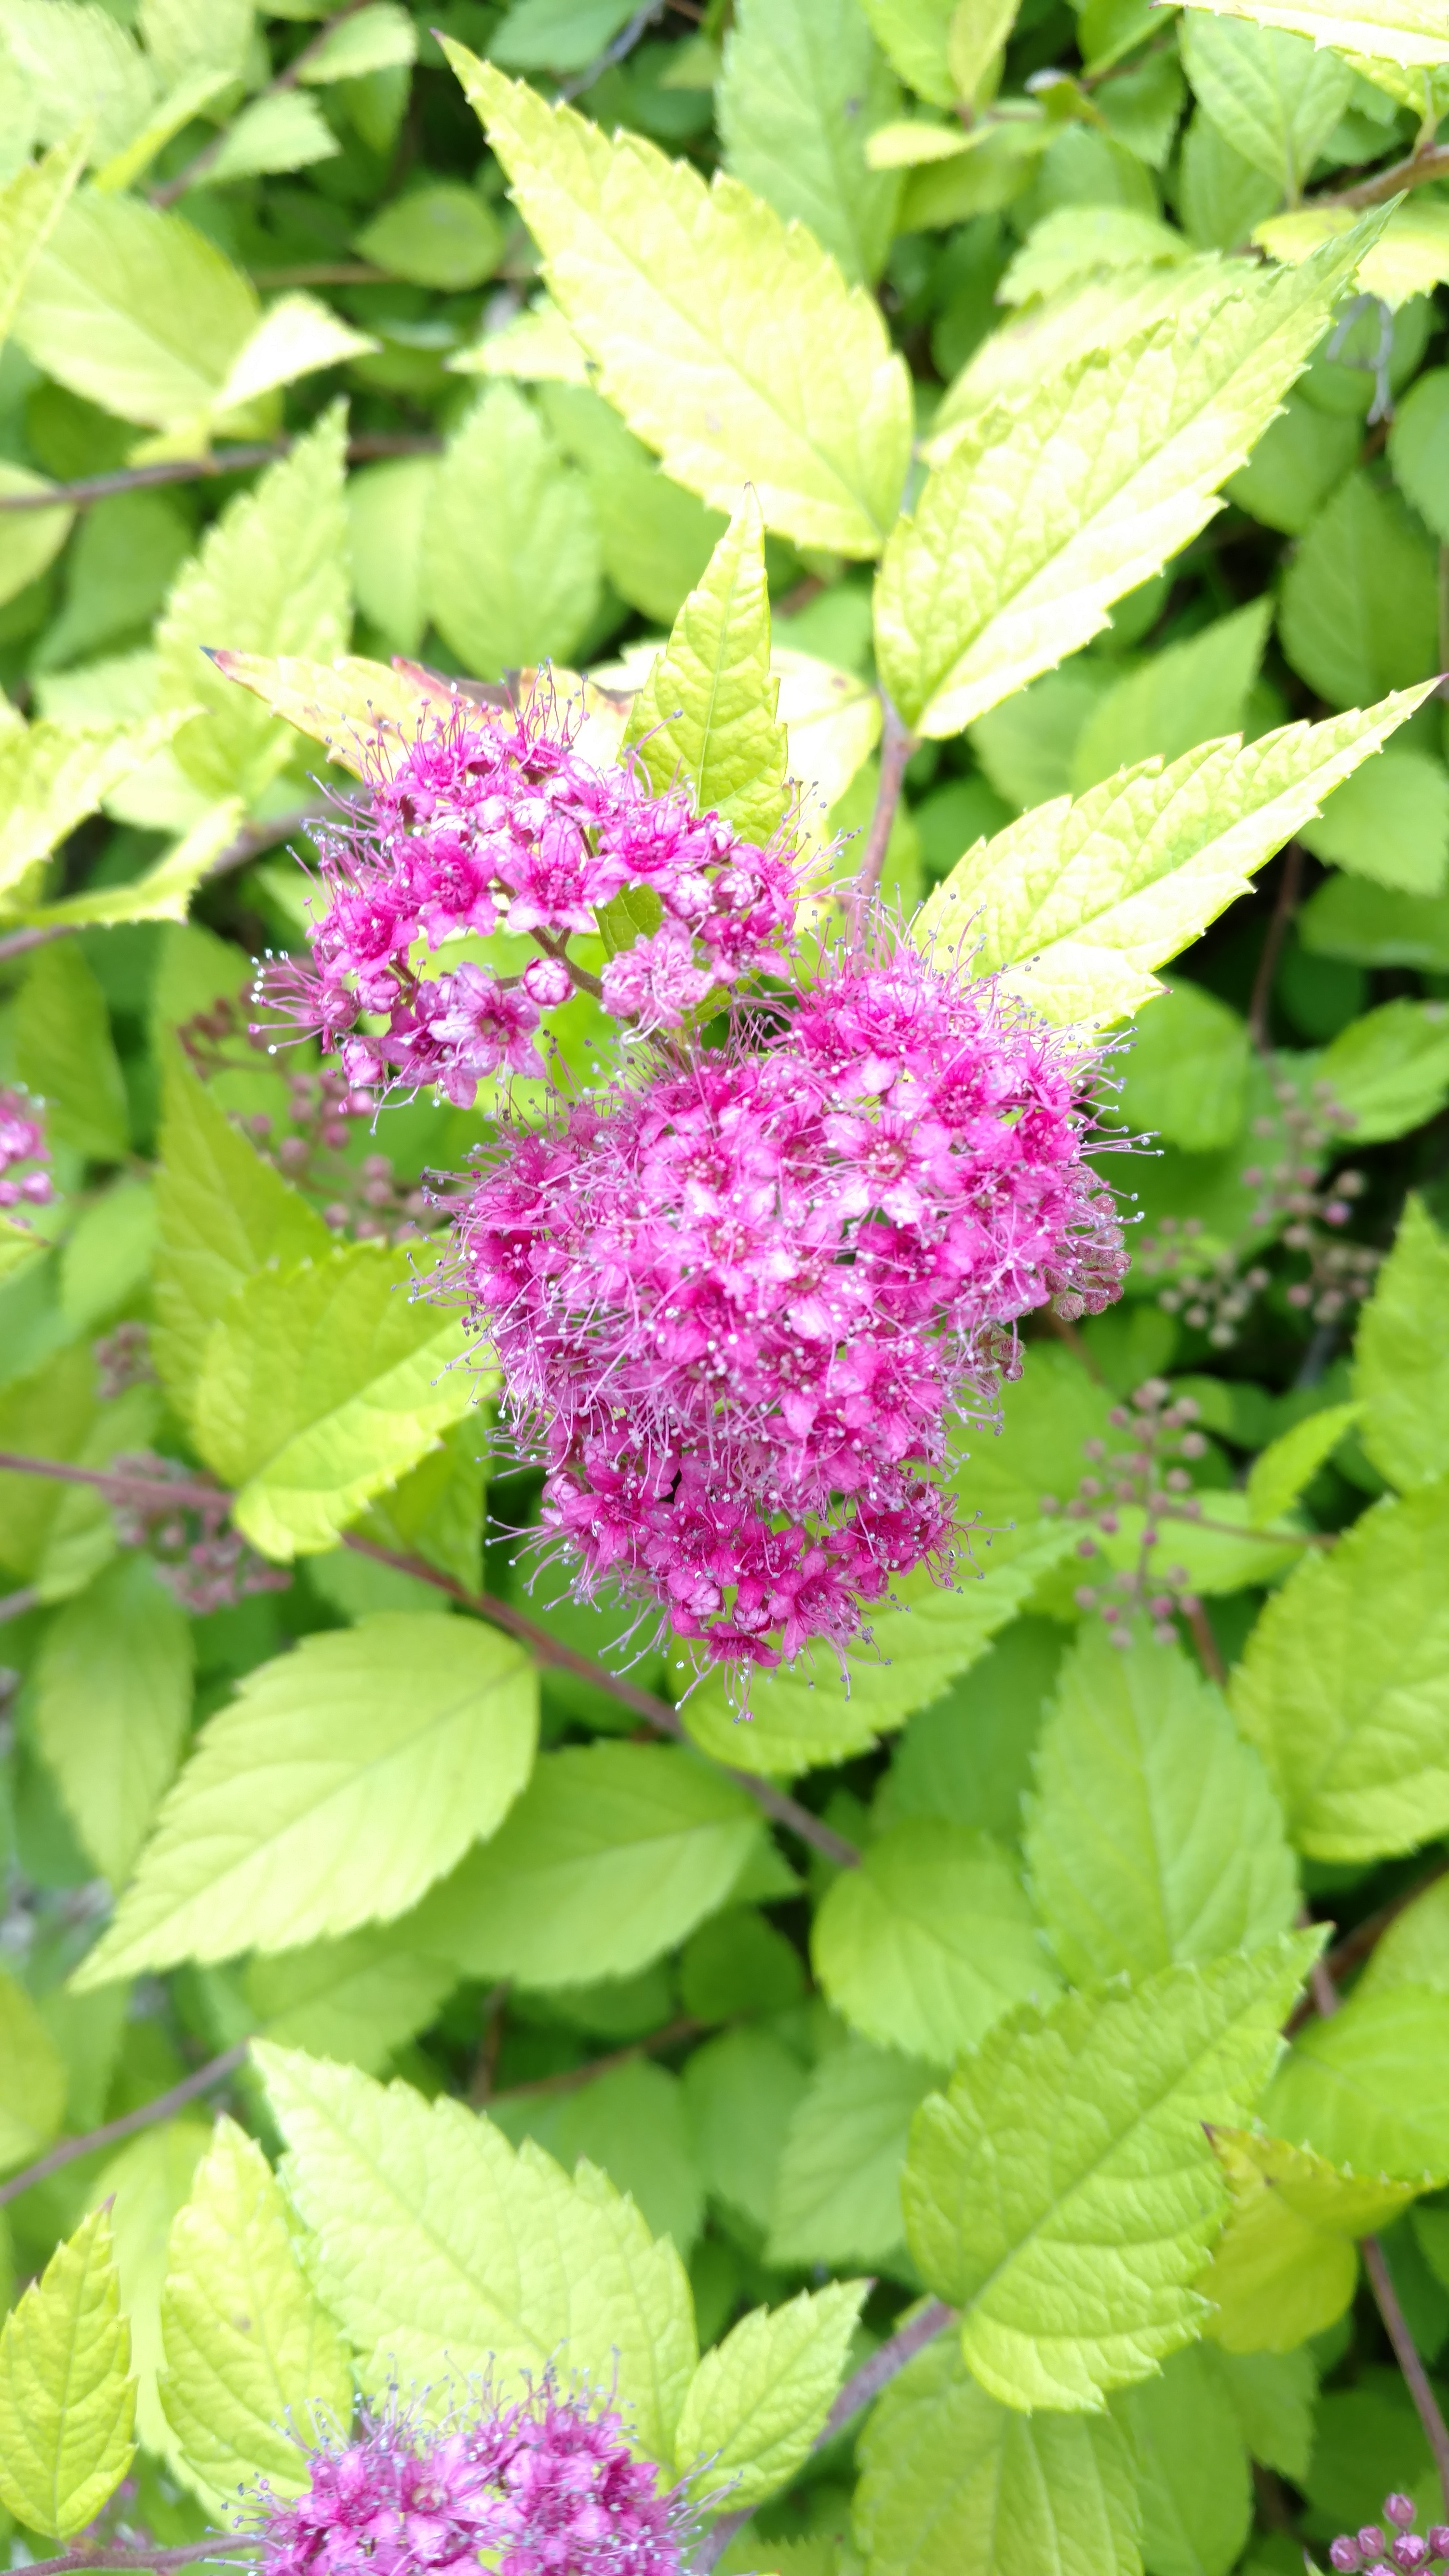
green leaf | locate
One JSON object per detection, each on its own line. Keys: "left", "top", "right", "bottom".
{"left": 970, "top": 661, "right": 1119, "bottom": 814}
{"left": 157, "top": 407, "right": 350, "bottom": 799}
{"left": 73, "top": 1612, "right": 537, "bottom": 1985}
{"left": 622, "top": 490, "right": 789, "bottom": 844}
{"left": 717, "top": 0, "right": 900, "bottom": 286}
{"left": 255, "top": 2043, "right": 698, "bottom": 2464}
{"left": 16, "top": 798, "right": 245, "bottom": 931}
{"left": 682, "top": 1523, "right": 1073, "bottom": 1777}
{"left": 875, "top": 227, "right": 1375, "bottom": 736}
{"left": 548, "top": 2059, "right": 703, "bottom": 2256}
{"left": 31, "top": 1554, "right": 194, "bottom": 1886}
{"left": 1263, "top": 1986, "right": 1449, "bottom": 2181}
{"left": 355, "top": 181, "right": 502, "bottom": 291}
{"left": 674, "top": 2281, "right": 867, "bottom": 2509}
{"left": 1000, "top": 207, "right": 1194, "bottom": 310}
{"left": 0, "top": 1963, "right": 67, "bottom": 2173}
{"left": 295, "top": 0, "right": 416, "bottom": 81}
{"left": 857, "top": 0, "right": 957, "bottom": 107}
{"left": 1246, "top": 1401, "right": 1363, "bottom": 1524}
{"left": 1207, "top": 2343, "right": 1317, "bottom": 2481}
{"left": 14, "top": 187, "right": 261, "bottom": 432}
{"left": 406, "top": 1742, "right": 760, "bottom": 1988}
{"left": 681, "top": 2025, "right": 807, "bottom": 2234}
{"left": 854, "top": 2334, "right": 1143, "bottom": 2576}
{"left": 914, "top": 685, "right": 1433, "bottom": 1025}
{"left": 1280, "top": 471, "right": 1439, "bottom": 710}
{"left": 1194, "top": 2126, "right": 1416, "bottom": 2353}
{"left": 1181, "top": 13, "right": 1352, "bottom": 189}
{"left": 490, "top": 0, "right": 642, "bottom": 75}
{"left": 1227, "top": 384, "right": 1358, "bottom": 536}
{"left": 1300, "top": 745, "right": 1449, "bottom": 896}
{"left": 1231, "top": 1484, "right": 1449, "bottom": 1860}
{"left": 88, "top": 2119, "right": 211, "bottom": 2460}
{"left": 1319, "top": 999, "right": 1449, "bottom": 1144}
{"left": 901, "top": 1932, "right": 1320, "bottom": 2411}
{"left": 450, "top": 51, "right": 913, "bottom": 556}
{"left": 1179, "top": 0, "right": 1449, "bottom": 68}
{"left": 138, "top": 0, "right": 253, "bottom": 88}
{"left": 14, "top": 939, "right": 129, "bottom": 1162}
{"left": 813, "top": 1820, "right": 1058, "bottom": 2066}
{"left": 0, "top": 6, "right": 152, "bottom": 166}
{"left": 1389, "top": 365, "right": 1449, "bottom": 543}
{"left": 151, "top": 1045, "right": 332, "bottom": 1414}
{"left": 1358, "top": 1875, "right": 1449, "bottom": 2004}
{"left": 1069, "top": 599, "right": 1270, "bottom": 795}
{"left": 1115, "top": 977, "right": 1251, "bottom": 1151}
{"left": 0, "top": 712, "right": 187, "bottom": 911}
{"left": 1024, "top": 1625, "right": 1298, "bottom": 1986}
{"left": 0, "top": 132, "right": 87, "bottom": 345}
{"left": 0, "top": 2209, "right": 136, "bottom": 2539}
{"left": 158, "top": 2116, "right": 353, "bottom": 2509}
{"left": 422, "top": 384, "right": 601, "bottom": 680}
{"left": 1300, "top": 872, "right": 1449, "bottom": 970}
{"left": 190, "top": 1243, "right": 478, "bottom": 1561}
{"left": 206, "top": 91, "right": 341, "bottom": 185}
{"left": 1116, "top": 2340, "right": 1252, "bottom": 2576}
{"left": 537, "top": 382, "right": 727, "bottom": 630}
{"left": 768, "top": 2038, "right": 935, "bottom": 2270}
{"left": 243, "top": 1929, "right": 459, "bottom": 2073}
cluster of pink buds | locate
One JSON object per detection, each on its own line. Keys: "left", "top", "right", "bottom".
{"left": 0, "top": 1086, "right": 54, "bottom": 1213}
{"left": 107, "top": 1452, "right": 291, "bottom": 1615}
{"left": 454, "top": 940, "right": 1126, "bottom": 1687}
{"left": 1040, "top": 1377, "right": 1209, "bottom": 1647}
{"left": 243, "top": 2380, "right": 694, "bottom": 2576}
{"left": 93, "top": 1321, "right": 155, "bottom": 1400}
{"left": 1138, "top": 1072, "right": 1376, "bottom": 1345}
{"left": 1329, "top": 2494, "right": 1449, "bottom": 2573}
{"left": 251, "top": 696, "right": 804, "bottom": 1107}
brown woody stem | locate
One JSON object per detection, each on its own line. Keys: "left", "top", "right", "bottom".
{"left": 0, "top": 2045, "right": 248, "bottom": 2211}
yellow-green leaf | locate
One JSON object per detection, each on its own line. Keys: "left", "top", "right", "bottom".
{"left": 673, "top": 2282, "right": 867, "bottom": 2508}
{"left": 0, "top": 2209, "right": 136, "bottom": 2539}
{"left": 623, "top": 490, "right": 789, "bottom": 844}
{"left": 0, "top": 131, "right": 88, "bottom": 347}
{"left": 1196, "top": 2126, "right": 1417, "bottom": 2353}
{"left": 1182, "top": 0, "right": 1449, "bottom": 67}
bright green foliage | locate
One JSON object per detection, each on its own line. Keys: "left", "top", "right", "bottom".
{"left": 256, "top": 2043, "right": 698, "bottom": 2464}
{"left": 242, "top": 1929, "right": 459, "bottom": 2072}
{"left": 190, "top": 1244, "right": 477, "bottom": 1559}
{"left": 1319, "top": 998, "right": 1449, "bottom": 1143}
{"left": 14, "top": 188, "right": 261, "bottom": 432}
{"left": 1196, "top": 2126, "right": 1417, "bottom": 2352}
{"left": 0, "top": 132, "right": 86, "bottom": 343}
{"left": 406, "top": 1742, "right": 759, "bottom": 1986}
{"left": 421, "top": 385, "right": 601, "bottom": 678}
{"left": 875, "top": 230, "right": 1372, "bottom": 738}
{"left": 1264, "top": 1985, "right": 1449, "bottom": 2179}
{"left": 1300, "top": 747, "right": 1449, "bottom": 894}
{"left": 916, "top": 688, "right": 1429, "bottom": 1023}
{"left": 357, "top": 184, "right": 503, "bottom": 292}
{"left": 88, "top": 2119, "right": 211, "bottom": 2459}
{"left": 1245, "top": 1401, "right": 1363, "bottom": 1524}
{"left": 623, "top": 491, "right": 790, "bottom": 845}
{"left": 902, "top": 1933, "right": 1318, "bottom": 2410}
{"left": 1354, "top": 1196, "right": 1449, "bottom": 1492}
{"left": 858, "top": 0, "right": 957, "bottom": 105}
{"left": 0, "top": 1964, "right": 67, "bottom": 2171}
{"left": 1117, "top": 2339, "right": 1253, "bottom": 2576}
{"left": 1279, "top": 475, "right": 1440, "bottom": 710}
{"left": 717, "top": 0, "right": 899, "bottom": 286}
{"left": 1069, "top": 598, "right": 1270, "bottom": 794}
{"left": 768, "top": 2039, "right": 936, "bottom": 2269}
{"left": 1358, "top": 1876, "right": 1449, "bottom": 2001}
{"left": 14, "top": 939, "right": 130, "bottom": 1159}
{"left": 75, "top": 1612, "right": 537, "bottom": 1982}
{"left": 681, "top": 2025, "right": 806, "bottom": 2235}
{"left": 1024, "top": 1624, "right": 1298, "bottom": 1984}
{"left": 1231, "top": 1484, "right": 1449, "bottom": 1858}
{"left": 674, "top": 2281, "right": 867, "bottom": 2506}
{"left": 158, "top": 2116, "right": 354, "bottom": 2508}
{"left": 812, "top": 1819, "right": 1057, "bottom": 2066}
{"left": 854, "top": 2336, "right": 1143, "bottom": 2576}
{"left": 451, "top": 53, "right": 913, "bottom": 555}
{"left": 0, "top": 712, "right": 186, "bottom": 912}
{"left": 1181, "top": 0, "right": 1449, "bottom": 64}
{"left": 1209, "top": 2343, "right": 1317, "bottom": 2481}
{"left": 1181, "top": 15, "right": 1352, "bottom": 190}
{"left": 31, "top": 1552, "right": 194, "bottom": 1883}
{"left": 0, "top": 2211, "right": 136, "bottom": 2538}
{"left": 1115, "top": 978, "right": 1251, "bottom": 1151}
{"left": 537, "top": 382, "right": 726, "bottom": 628}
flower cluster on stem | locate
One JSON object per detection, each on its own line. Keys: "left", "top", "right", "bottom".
{"left": 1039, "top": 1377, "right": 1210, "bottom": 1647}
{"left": 0, "top": 1085, "right": 54, "bottom": 1215}
{"left": 1330, "top": 2493, "right": 1449, "bottom": 2574}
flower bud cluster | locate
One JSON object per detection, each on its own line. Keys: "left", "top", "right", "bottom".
{"left": 0, "top": 1086, "right": 54, "bottom": 1213}
{"left": 1330, "top": 2494, "right": 1449, "bottom": 2575}
{"left": 456, "top": 941, "right": 1125, "bottom": 1685}
{"left": 251, "top": 698, "right": 803, "bottom": 1106}
{"left": 108, "top": 1451, "right": 292, "bottom": 1616}
{"left": 1039, "top": 1377, "right": 1210, "bottom": 1647}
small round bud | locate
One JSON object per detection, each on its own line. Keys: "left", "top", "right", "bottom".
{"left": 1387, "top": 2503, "right": 1418, "bottom": 2534}
{"left": 523, "top": 955, "right": 575, "bottom": 1008}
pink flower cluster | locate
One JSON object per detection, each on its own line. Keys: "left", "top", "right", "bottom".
{"left": 1331, "top": 2495, "right": 1449, "bottom": 2574}
{"left": 253, "top": 699, "right": 802, "bottom": 1107}
{"left": 247, "top": 2384, "right": 690, "bottom": 2576}
{"left": 455, "top": 941, "right": 1125, "bottom": 1683}
{"left": 0, "top": 1087, "right": 53, "bottom": 1210}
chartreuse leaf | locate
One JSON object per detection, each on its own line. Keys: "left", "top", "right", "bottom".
{"left": 813, "top": 1821, "right": 1058, "bottom": 2067}
{"left": 159, "top": 2116, "right": 353, "bottom": 2509}
{"left": 0, "top": 133, "right": 87, "bottom": 345}
{"left": 1181, "top": 0, "right": 1449, "bottom": 67}
{"left": 31, "top": 1553, "right": 193, "bottom": 1886}
{"left": 207, "top": 296, "right": 379, "bottom": 421}
{"left": 1208, "top": 2344, "right": 1316, "bottom": 2481}
{"left": 1194, "top": 2126, "right": 1417, "bottom": 2352}
{"left": 14, "top": 188, "right": 260, "bottom": 432}
{"left": 1279, "top": 473, "right": 1439, "bottom": 710}
{"left": 768, "top": 2039, "right": 935, "bottom": 2270}
{"left": 1246, "top": 1401, "right": 1363, "bottom": 1525}
{"left": 206, "top": 93, "right": 341, "bottom": 187}
{"left": 190, "top": 1243, "right": 479, "bottom": 1561}
{"left": 157, "top": 406, "right": 350, "bottom": 801}
{"left": 676, "top": 2285, "right": 866, "bottom": 2510}
{"left": 255, "top": 2044, "right": 697, "bottom": 2465}
{"left": 1070, "top": 599, "right": 1271, "bottom": 796}
{"left": 295, "top": 1, "right": 417, "bottom": 82}
{"left": 73, "top": 1612, "right": 537, "bottom": 1986}
{"left": 89, "top": 2120, "right": 211, "bottom": 2462}
{"left": 0, "top": 2210, "right": 136, "bottom": 2538}
{"left": 717, "top": 0, "right": 900, "bottom": 285}
{"left": 858, "top": 0, "right": 957, "bottom": 106}
{"left": 152, "top": 1046, "right": 332, "bottom": 1414}
{"left": 1115, "top": 979, "right": 1251, "bottom": 1151}
{"left": 449, "top": 51, "right": 912, "bottom": 556}
{"left": 1181, "top": 13, "right": 1351, "bottom": 188}
{"left": 422, "top": 384, "right": 601, "bottom": 681}
{"left": 0, "top": 3, "right": 152, "bottom": 163}
{"left": 1358, "top": 1877, "right": 1449, "bottom": 2003}
{"left": 1354, "top": 1196, "right": 1449, "bottom": 1493}
{"left": 1263, "top": 1986, "right": 1449, "bottom": 2181}
{"left": 1319, "top": 998, "right": 1449, "bottom": 1144}
{"left": 623, "top": 491, "right": 790, "bottom": 845}
{"left": 875, "top": 228, "right": 1376, "bottom": 737}
{"left": 0, "top": 1965, "right": 67, "bottom": 2172}
{"left": 243, "top": 1930, "right": 458, "bottom": 2075}
{"left": 681, "top": 1522, "right": 1074, "bottom": 1777}
{"left": 406, "top": 1743, "right": 760, "bottom": 1988}
{"left": 915, "top": 686, "right": 1433, "bottom": 1026}
{"left": 1024, "top": 1626, "right": 1298, "bottom": 1986}
{"left": 14, "top": 941, "right": 129, "bottom": 1162}
{"left": 1231, "top": 1485, "right": 1449, "bottom": 1860}
{"left": 0, "top": 711, "right": 189, "bottom": 909}
{"left": 14, "top": 798, "right": 244, "bottom": 931}
{"left": 854, "top": 2334, "right": 1142, "bottom": 2576}
{"left": 1117, "top": 2340, "right": 1252, "bottom": 2576}
{"left": 206, "top": 651, "right": 447, "bottom": 780}
{"left": 902, "top": 1932, "right": 1320, "bottom": 2412}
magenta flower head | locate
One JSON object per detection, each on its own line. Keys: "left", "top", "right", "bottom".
{"left": 451, "top": 935, "right": 1126, "bottom": 1691}
{"left": 1332, "top": 2503, "right": 1449, "bottom": 2576}
{"left": 242, "top": 2379, "right": 694, "bottom": 2576}
{"left": 250, "top": 693, "right": 805, "bottom": 1105}
{"left": 0, "top": 1086, "right": 54, "bottom": 1211}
